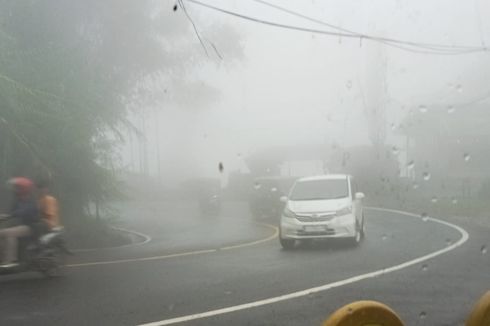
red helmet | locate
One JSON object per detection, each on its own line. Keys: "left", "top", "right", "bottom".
{"left": 8, "top": 177, "right": 34, "bottom": 196}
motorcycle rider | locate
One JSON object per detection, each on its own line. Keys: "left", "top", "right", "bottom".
{"left": 0, "top": 177, "right": 39, "bottom": 268}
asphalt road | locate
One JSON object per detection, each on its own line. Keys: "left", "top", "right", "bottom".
{"left": 0, "top": 201, "right": 488, "bottom": 326}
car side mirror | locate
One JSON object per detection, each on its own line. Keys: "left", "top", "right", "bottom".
{"left": 280, "top": 196, "right": 288, "bottom": 203}
{"left": 355, "top": 192, "right": 365, "bottom": 200}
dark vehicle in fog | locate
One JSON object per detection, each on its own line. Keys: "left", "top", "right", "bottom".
{"left": 249, "top": 176, "right": 297, "bottom": 219}
{"left": 182, "top": 178, "right": 222, "bottom": 216}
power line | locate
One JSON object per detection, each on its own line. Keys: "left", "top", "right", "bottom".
{"left": 185, "top": 0, "right": 488, "bottom": 55}
{"left": 252, "top": 0, "right": 484, "bottom": 52}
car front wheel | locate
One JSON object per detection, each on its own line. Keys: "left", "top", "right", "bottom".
{"left": 349, "top": 223, "right": 362, "bottom": 246}
{"left": 280, "top": 237, "right": 295, "bottom": 250}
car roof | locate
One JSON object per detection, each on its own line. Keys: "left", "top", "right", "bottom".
{"left": 296, "top": 174, "right": 350, "bottom": 182}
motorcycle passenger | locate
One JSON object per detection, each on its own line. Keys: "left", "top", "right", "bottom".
{"left": 0, "top": 177, "right": 39, "bottom": 268}
{"left": 37, "top": 179, "right": 60, "bottom": 231}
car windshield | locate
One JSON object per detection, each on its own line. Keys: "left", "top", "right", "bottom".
{"left": 290, "top": 179, "right": 349, "bottom": 201}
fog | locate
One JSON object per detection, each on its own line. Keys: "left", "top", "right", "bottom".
{"left": 120, "top": 0, "right": 490, "bottom": 193}
{"left": 2, "top": 2, "right": 490, "bottom": 324}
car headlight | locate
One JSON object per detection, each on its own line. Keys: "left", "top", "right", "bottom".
{"left": 283, "top": 207, "right": 296, "bottom": 218}
{"left": 336, "top": 206, "right": 352, "bottom": 216}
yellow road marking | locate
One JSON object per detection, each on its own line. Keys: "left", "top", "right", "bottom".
{"left": 66, "top": 222, "right": 278, "bottom": 268}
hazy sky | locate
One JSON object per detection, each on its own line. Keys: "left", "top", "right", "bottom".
{"left": 124, "top": 0, "right": 490, "bottom": 182}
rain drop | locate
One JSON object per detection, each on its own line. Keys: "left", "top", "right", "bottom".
{"left": 381, "top": 234, "right": 388, "bottom": 241}
{"left": 346, "top": 80, "right": 352, "bottom": 90}
{"left": 463, "top": 153, "right": 471, "bottom": 162}
{"left": 390, "top": 123, "right": 396, "bottom": 131}
{"left": 422, "top": 172, "right": 431, "bottom": 181}
{"left": 270, "top": 187, "right": 278, "bottom": 192}
{"left": 447, "top": 105, "right": 455, "bottom": 114}
{"left": 253, "top": 182, "right": 262, "bottom": 190}
{"left": 456, "top": 84, "right": 463, "bottom": 93}
{"left": 218, "top": 162, "right": 224, "bottom": 173}
{"left": 237, "top": 153, "right": 242, "bottom": 158}
{"left": 421, "top": 264, "right": 428, "bottom": 271}
{"left": 445, "top": 238, "right": 453, "bottom": 246}
{"left": 347, "top": 307, "right": 353, "bottom": 314}
{"left": 413, "top": 183, "right": 420, "bottom": 190}
{"left": 481, "top": 245, "right": 487, "bottom": 255}
{"left": 392, "top": 146, "right": 400, "bottom": 156}
{"left": 173, "top": 3, "right": 178, "bottom": 11}
{"left": 451, "top": 197, "right": 458, "bottom": 204}
{"left": 419, "top": 311, "right": 427, "bottom": 319}
{"left": 431, "top": 196, "right": 438, "bottom": 203}
{"left": 421, "top": 212, "right": 429, "bottom": 222}
{"left": 418, "top": 105, "right": 428, "bottom": 113}
{"left": 407, "top": 160, "right": 415, "bottom": 170}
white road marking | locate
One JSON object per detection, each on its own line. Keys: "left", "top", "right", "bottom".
{"left": 137, "top": 207, "right": 469, "bottom": 326}
{"left": 66, "top": 222, "right": 278, "bottom": 268}
{"left": 71, "top": 226, "right": 153, "bottom": 253}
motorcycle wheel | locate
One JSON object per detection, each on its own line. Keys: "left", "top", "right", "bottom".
{"left": 40, "top": 248, "right": 65, "bottom": 278}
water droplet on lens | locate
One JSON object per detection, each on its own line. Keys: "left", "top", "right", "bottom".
{"left": 346, "top": 80, "right": 352, "bottom": 89}
{"left": 421, "top": 264, "right": 428, "bottom": 271}
{"left": 447, "top": 105, "right": 455, "bottom": 114}
{"left": 421, "top": 212, "right": 429, "bottom": 222}
{"left": 418, "top": 105, "right": 428, "bottom": 113}
{"left": 423, "top": 172, "right": 431, "bottom": 181}
{"left": 481, "top": 245, "right": 487, "bottom": 255}
{"left": 464, "top": 153, "right": 471, "bottom": 162}
{"left": 419, "top": 311, "right": 427, "bottom": 319}
{"left": 431, "top": 196, "right": 438, "bottom": 203}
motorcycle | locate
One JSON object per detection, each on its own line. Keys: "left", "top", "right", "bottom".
{"left": 0, "top": 214, "right": 68, "bottom": 277}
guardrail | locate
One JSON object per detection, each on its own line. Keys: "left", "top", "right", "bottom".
{"left": 322, "top": 291, "right": 490, "bottom": 325}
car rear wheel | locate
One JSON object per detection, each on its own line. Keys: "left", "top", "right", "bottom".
{"left": 280, "top": 238, "right": 295, "bottom": 250}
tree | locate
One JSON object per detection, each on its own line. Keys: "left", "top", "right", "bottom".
{"left": 0, "top": 0, "right": 241, "bottom": 218}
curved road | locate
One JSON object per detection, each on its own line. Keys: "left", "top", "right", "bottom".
{"left": 0, "top": 201, "right": 488, "bottom": 326}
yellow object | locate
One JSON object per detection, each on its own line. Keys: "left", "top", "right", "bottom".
{"left": 466, "top": 291, "right": 490, "bottom": 326}
{"left": 39, "top": 195, "right": 60, "bottom": 229}
{"left": 322, "top": 300, "right": 404, "bottom": 326}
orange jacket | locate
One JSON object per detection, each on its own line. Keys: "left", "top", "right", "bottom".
{"left": 39, "top": 195, "right": 60, "bottom": 229}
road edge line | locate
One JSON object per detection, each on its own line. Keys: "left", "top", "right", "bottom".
{"left": 136, "top": 207, "right": 469, "bottom": 326}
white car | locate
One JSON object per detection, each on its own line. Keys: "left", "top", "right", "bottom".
{"left": 279, "top": 174, "right": 365, "bottom": 249}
